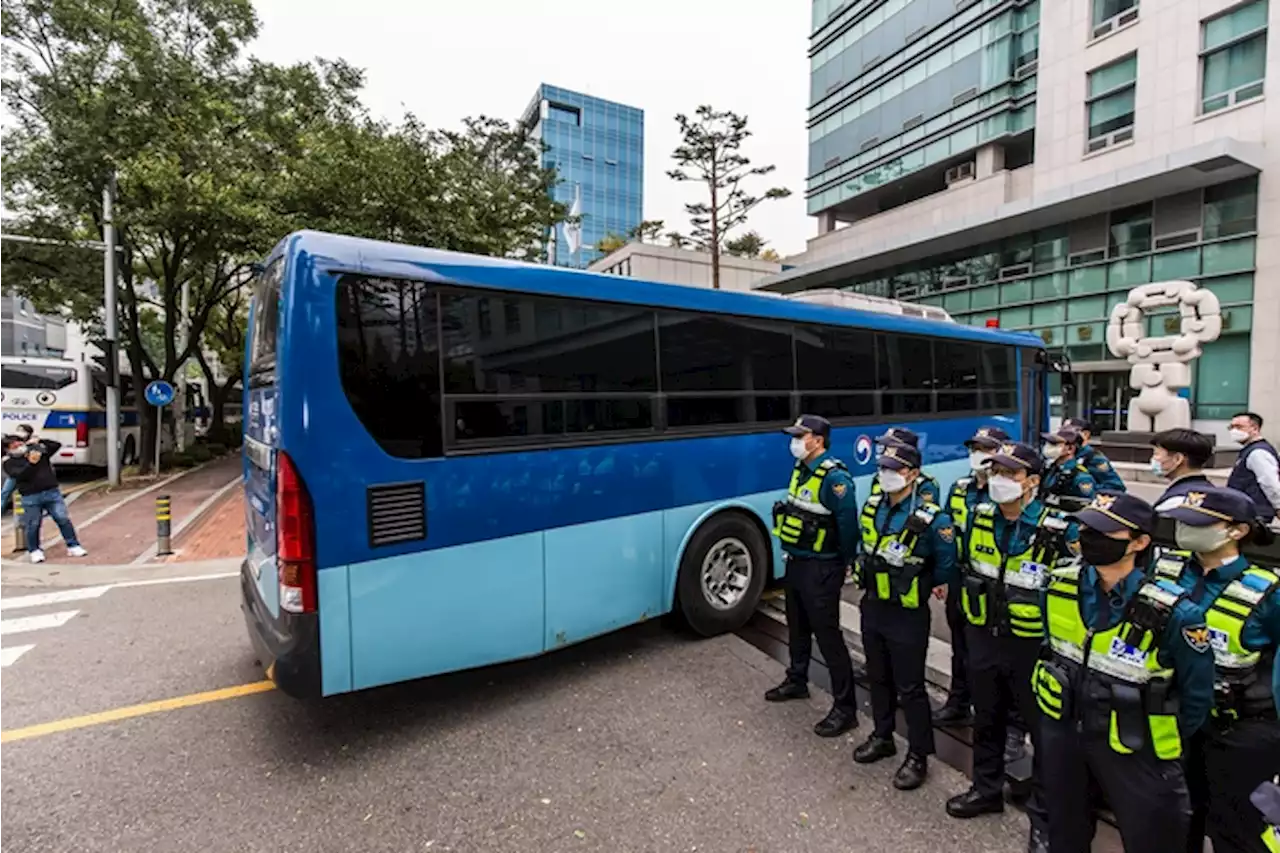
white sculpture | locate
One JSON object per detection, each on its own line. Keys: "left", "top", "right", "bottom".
{"left": 1105, "top": 280, "right": 1222, "bottom": 432}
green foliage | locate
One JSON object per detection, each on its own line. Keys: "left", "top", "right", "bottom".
{"left": 760, "top": 248, "right": 781, "bottom": 263}
{"left": 724, "top": 231, "right": 767, "bottom": 259}
{"left": 665, "top": 105, "right": 790, "bottom": 288}
{"left": 628, "top": 220, "right": 665, "bottom": 243}
{"left": 596, "top": 232, "right": 628, "bottom": 255}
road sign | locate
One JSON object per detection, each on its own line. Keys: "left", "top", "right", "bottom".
{"left": 145, "top": 380, "right": 176, "bottom": 407}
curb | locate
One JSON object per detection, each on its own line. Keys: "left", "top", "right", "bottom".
{"left": 130, "top": 474, "right": 241, "bottom": 565}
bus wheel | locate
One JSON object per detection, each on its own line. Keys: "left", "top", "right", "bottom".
{"left": 676, "top": 512, "right": 767, "bottom": 637}
{"left": 122, "top": 435, "right": 137, "bottom": 467}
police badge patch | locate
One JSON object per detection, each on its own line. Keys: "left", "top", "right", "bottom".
{"left": 938, "top": 526, "right": 955, "bottom": 543}
{"left": 832, "top": 483, "right": 847, "bottom": 498}
{"left": 1182, "top": 624, "right": 1212, "bottom": 653}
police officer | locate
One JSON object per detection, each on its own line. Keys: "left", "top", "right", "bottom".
{"left": 1064, "top": 417, "right": 1126, "bottom": 491}
{"left": 945, "top": 442, "right": 1075, "bottom": 853}
{"left": 1155, "top": 486, "right": 1280, "bottom": 853}
{"left": 933, "top": 425, "right": 1009, "bottom": 726}
{"left": 870, "top": 427, "right": 941, "bottom": 504}
{"left": 1227, "top": 412, "right": 1280, "bottom": 523}
{"left": 1149, "top": 428, "right": 1216, "bottom": 512}
{"left": 766, "top": 415, "right": 861, "bottom": 737}
{"left": 851, "top": 443, "right": 956, "bottom": 790}
{"left": 1040, "top": 427, "right": 1098, "bottom": 508}
{"left": 1035, "top": 491, "right": 1214, "bottom": 853}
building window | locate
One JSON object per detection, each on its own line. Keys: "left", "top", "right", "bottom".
{"left": 1109, "top": 203, "right": 1153, "bottom": 257}
{"left": 503, "top": 299, "right": 521, "bottom": 335}
{"left": 1201, "top": 0, "right": 1268, "bottom": 115}
{"left": 1086, "top": 54, "right": 1137, "bottom": 151}
{"left": 1092, "top": 0, "right": 1139, "bottom": 39}
{"left": 1204, "top": 177, "right": 1259, "bottom": 238}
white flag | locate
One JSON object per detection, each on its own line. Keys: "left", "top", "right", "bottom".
{"left": 563, "top": 184, "right": 583, "bottom": 255}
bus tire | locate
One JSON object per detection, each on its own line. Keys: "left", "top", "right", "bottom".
{"left": 676, "top": 512, "right": 768, "bottom": 637}
{"left": 122, "top": 435, "right": 138, "bottom": 466}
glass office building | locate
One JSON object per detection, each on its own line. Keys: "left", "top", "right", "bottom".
{"left": 520, "top": 85, "right": 644, "bottom": 269}
{"left": 764, "top": 0, "right": 1278, "bottom": 434}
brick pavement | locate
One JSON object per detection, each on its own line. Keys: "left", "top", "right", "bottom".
{"left": 22, "top": 455, "right": 242, "bottom": 565}
{"left": 168, "top": 490, "right": 245, "bottom": 562}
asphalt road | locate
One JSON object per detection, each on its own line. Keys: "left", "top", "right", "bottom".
{"left": 0, "top": 572, "right": 1031, "bottom": 853}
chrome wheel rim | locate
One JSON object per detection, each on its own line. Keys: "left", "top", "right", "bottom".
{"left": 700, "top": 537, "right": 753, "bottom": 611}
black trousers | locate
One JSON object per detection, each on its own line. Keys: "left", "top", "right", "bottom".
{"left": 1040, "top": 716, "right": 1191, "bottom": 853}
{"left": 966, "top": 626, "right": 1047, "bottom": 830}
{"left": 784, "top": 556, "right": 857, "bottom": 712}
{"left": 943, "top": 583, "right": 970, "bottom": 707}
{"left": 861, "top": 597, "right": 934, "bottom": 756}
{"left": 1186, "top": 719, "right": 1280, "bottom": 853}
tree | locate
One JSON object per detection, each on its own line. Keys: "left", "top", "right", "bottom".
{"left": 725, "top": 231, "right": 766, "bottom": 259}
{"left": 596, "top": 232, "right": 627, "bottom": 255}
{"left": 629, "top": 220, "right": 665, "bottom": 244}
{"left": 666, "top": 105, "right": 791, "bottom": 288}
{"left": 760, "top": 248, "right": 782, "bottom": 263}
{"left": 2, "top": 0, "right": 566, "bottom": 469}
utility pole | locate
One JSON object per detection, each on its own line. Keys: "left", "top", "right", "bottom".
{"left": 175, "top": 279, "right": 190, "bottom": 452}
{"left": 103, "top": 172, "right": 121, "bottom": 487}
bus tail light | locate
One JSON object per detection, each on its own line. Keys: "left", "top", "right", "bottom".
{"left": 276, "top": 451, "right": 317, "bottom": 614}
{"left": 75, "top": 419, "right": 89, "bottom": 448}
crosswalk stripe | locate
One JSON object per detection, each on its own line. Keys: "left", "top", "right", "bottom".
{"left": 0, "top": 645, "right": 35, "bottom": 667}
{"left": 0, "top": 586, "right": 111, "bottom": 612}
{"left": 0, "top": 610, "right": 80, "bottom": 636}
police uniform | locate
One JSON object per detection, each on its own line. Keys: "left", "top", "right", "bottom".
{"left": 1064, "top": 417, "right": 1127, "bottom": 492}
{"left": 935, "top": 425, "right": 1010, "bottom": 725}
{"left": 1041, "top": 429, "right": 1098, "bottom": 509}
{"left": 1033, "top": 491, "right": 1214, "bottom": 853}
{"left": 767, "top": 415, "right": 861, "bottom": 737}
{"left": 851, "top": 443, "right": 957, "bottom": 790}
{"left": 946, "top": 442, "right": 1076, "bottom": 848}
{"left": 1154, "top": 473, "right": 1215, "bottom": 511}
{"left": 869, "top": 427, "right": 941, "bottom": 505}
{"left": 1156, "top": 487, "right": 1280, "bottom": 853}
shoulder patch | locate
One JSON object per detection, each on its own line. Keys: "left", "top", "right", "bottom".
{"left": 1093, "top": 459, "right": 1113, "bottom": 472}
{"left": 938, "top": 526, "right": 955, "bottom": 543}
{"left": 832, "top": 482, "right": 847, "bottom": 498}
{"left": 1182, "top": 623, "right": 1211, "bottom": 653}
{"left": 1079, "top": 480, "right": 1094, "bottom": 495}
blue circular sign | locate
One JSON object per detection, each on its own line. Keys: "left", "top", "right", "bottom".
{"left": 145, "top": 380, "right": 176, "bottom": 407}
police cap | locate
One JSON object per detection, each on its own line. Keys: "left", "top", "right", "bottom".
{"left": 876, "top": 426, "right": 920, "bottom": 448}
{"left": 878, "top": 443, "right": 921, "bottom": 471}
{"left": 1158, "top": 485, "right": 1257, "bottom": 526}
{"left": 1064, "top": 417, "right": 1093, "bottom": 433}
{"left": 1072, "top": 491, "right": 1155, "bottom": 534}
{"left": 988, "top": 441, "right": 1044, "bottom": 475}
{"left": 965, "top": 425, "right": 1010, "bottom": 450}
{"left": 783, "top": 414, "right": 831, "bottom": 440}
{"left": 1042, "top": 427, "right": 1083, "bottom": 445}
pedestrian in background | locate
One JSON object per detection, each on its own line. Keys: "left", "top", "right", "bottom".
{"left": 1, "top": 423, "right": 33, "bottom": 515}
{"left": 1063, "top": 417, "right": 1125, "bottom": 491}
{"left": 3, "top": 431, "right": 87, "bottom": 563}
{"left": 1149, "top": 428, "right": 1216, "bottom": 512}
{"left": 766, "top": 415, "right": 861, "bottom": 737}
{"left": 1227, "top": 412, "right": 1280, "bottom": 523}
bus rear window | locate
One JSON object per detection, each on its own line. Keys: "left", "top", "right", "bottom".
{"left": 2, "top": 365, "right": 77, "bottom": 390}
{"left": 249, "top": 257, "right": 283, "bottom": 372}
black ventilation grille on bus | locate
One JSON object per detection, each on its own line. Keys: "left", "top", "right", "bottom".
{"left": 366, "top": 482, "right": 427, "bottom": 548}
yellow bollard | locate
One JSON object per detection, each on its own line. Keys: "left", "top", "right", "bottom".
{"left": 12, "top": 493, "right": 27, "bottom": 553}
{"left": 156, "top": 495, "right": 172, "bottom": 556}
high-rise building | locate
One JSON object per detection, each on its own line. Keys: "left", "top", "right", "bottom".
{"left": 769, "top": 0, "right": 1278, "bottom": 434}
{"left": 520, "top": 84, "right": 644, "bottom": 269}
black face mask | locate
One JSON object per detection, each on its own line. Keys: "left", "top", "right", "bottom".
{"left": 1078, "top": 528, "right": 1131, "bottom": 567}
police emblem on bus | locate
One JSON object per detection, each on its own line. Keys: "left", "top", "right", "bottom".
{"left": 855, "top": 435, "right": 873, "bottom": 466}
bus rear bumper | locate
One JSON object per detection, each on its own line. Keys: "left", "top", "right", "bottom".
{"left": 240, "top": 560, "right": 322, "bottom": 699}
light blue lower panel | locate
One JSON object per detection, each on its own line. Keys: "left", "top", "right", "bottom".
{"left": 543, "top": 512, "right": 664, "bottom": 649}
{"left": 347, "top": 532, "right": 544, "bottom": 691}
{"left": 317, "top": 566, "right": 352, "bottom": 696}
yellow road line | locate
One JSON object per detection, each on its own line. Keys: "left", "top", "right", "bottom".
{"left": 0, "top": 680, "right": 276, "bottom": 744}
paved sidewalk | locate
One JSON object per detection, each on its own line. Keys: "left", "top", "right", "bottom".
{"left": 168, "top": 491, "right": 245, "bottom": 562}
{"left": 16, "top": 455, "right": 241, "bottom": 567}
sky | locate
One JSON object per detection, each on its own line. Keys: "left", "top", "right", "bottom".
{"left": 249, "top": 0, "right": 815, "bottom": 258}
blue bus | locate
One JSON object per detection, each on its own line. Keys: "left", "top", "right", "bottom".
{"left": 240, "top": 231, "right": 1049, "bottom": 698}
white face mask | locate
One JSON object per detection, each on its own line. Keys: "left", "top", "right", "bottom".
{"left": 969, "top": 451, "right": 992, "bottom": 472}
{"left": 878, "top": 468, "right": 908, "bottom": 493}
{"left": 790, "top": 437, "right": 809, "bottom": 460}
{"left": 1228, "top": 428, "right": 1250, "bottom": 444}
{"left": 1042, "top": 443, "right": 1062, "bottom": 461}
{"left": 1174, "top": 522, "right": 1233, "bottom": 554}
{"left": 988, "top": 474, "right": 1025, "bottom": 505}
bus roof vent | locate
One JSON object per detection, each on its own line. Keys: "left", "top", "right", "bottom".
{"left": 781, "top": 288, "right": 955, "bottom": 323}
{"left": 367, "top": 481, "right": 427, "bottom": 548}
